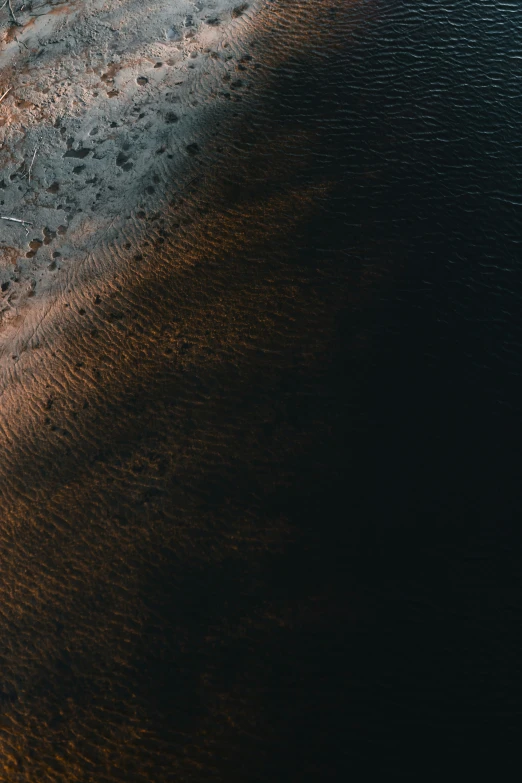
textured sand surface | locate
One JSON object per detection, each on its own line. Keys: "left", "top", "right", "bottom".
{"left": 0, "top": 1, "right": 361, "bottom": 780}
{"left": 0, "top": 0, "right": 259, "bottom": 354}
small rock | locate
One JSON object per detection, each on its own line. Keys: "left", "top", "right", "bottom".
{"left": 232, "top": 3, "right": 249, "bottom": 18}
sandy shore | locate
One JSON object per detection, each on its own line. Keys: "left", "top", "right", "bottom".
{"left": 0, "top": 2, "right": 363, "bottom": 780}
{"left": 0, "top": 0, "right": 259, "bottom": 356}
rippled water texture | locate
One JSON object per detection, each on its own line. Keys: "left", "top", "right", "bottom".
{"left": 1, "top": 0, "right": 522, "bottom": 778}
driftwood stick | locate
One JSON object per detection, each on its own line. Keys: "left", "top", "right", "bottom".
{"left": 1, "top": 216, "right": 32, "bottom": 225}
{"left": 0, "top": 87, "right": 12, "bottom": 105}
{"left": 28, "top": 146, "right": 38, "bottom": 182}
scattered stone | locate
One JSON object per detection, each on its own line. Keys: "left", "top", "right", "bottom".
{"left": 63, "top": 148, "right": 91, "bottom": 159}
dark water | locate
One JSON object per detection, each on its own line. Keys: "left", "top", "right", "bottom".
{"left": 320, "top": 0, "right": 522, "bottom": 767}
{"left": 319, "top": 0, "right": 522, "bottom": 771}
{"left": 3, "top": 0, "right": 522, "bottom": 778}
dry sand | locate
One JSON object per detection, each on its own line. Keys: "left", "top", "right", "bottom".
{"left": 0, "top": 0, "right": 259, "bottom": 357}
